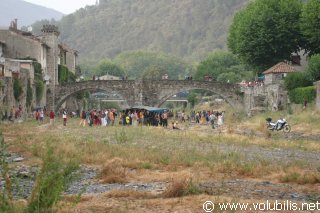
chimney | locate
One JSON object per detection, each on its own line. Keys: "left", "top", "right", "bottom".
{"left": 9, "top": 19, "right": 18, "bottom": 31}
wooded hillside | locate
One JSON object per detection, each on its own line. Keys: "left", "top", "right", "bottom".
{"left": 31, "top": 0, "right": 249, "bottom": 62}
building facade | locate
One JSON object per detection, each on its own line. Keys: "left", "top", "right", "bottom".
{"left": 243, "top": 62, "right": 297, "bottom": 114}
{"left": 0, "top": 20, "right": 78, "bottom": 117}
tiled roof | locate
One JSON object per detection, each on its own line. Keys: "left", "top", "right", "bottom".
{"left": 59, "top": 43, "right": 78, "bottom": 54}
{"left": 263, "top": 62, "right": 296, "bottom": 74}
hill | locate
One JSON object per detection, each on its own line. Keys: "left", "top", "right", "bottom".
{"left": 0, "top": 0, "right": 64, "bottom": 28}
{"left": 31, "top": 0, "right": 249, "bottom": 62}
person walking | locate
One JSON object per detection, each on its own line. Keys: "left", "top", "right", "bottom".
{"left": 79, "top": 110, "right": 86, "bottom": 127}
{"left": 62, "top": 109, "right": 67, "bottom": 126}
{"left": 49, "top": 110, "right": 55, "bottom": 126}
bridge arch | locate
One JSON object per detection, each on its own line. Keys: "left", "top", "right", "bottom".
{"left": 147, "top": 80, "right": 244, "bottom": 109}
{"left": 53, "top": 80, "right": 135, "bottom": 112}
{"left": 157, "top": 89, "right": 238, "bottom": 108}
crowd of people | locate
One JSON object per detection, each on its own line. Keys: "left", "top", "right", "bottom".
{"left": 75, "top": 108, "right": 172, "bottom": 128}
{"left": 193, "top": 110, "right": 225, "bottom": 128}
{"left": 1, "top": 105, "right": 23, "bottom": 121}
{"left": 1, "top": 103, "right": 226, "bottom": 131}
{"left": 239, "top": 80, "right": 264, "bottom": 87}
{"left": 25, "top": 106, "right": 226, "bottom": 130}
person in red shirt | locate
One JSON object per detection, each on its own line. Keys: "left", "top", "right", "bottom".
{"left": 35, "top": 110, "right": 40, "bottom": 124}
{"left": 49, "top": 110, "right": 55, "bottom": 126}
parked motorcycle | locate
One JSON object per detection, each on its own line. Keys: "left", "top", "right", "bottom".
{"left": 266, "top": 118, "right": 291, "bottom": 133}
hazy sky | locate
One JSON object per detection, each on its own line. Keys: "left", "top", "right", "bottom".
{"left": 24, "top": 0, "right": 97, "bottom": 14}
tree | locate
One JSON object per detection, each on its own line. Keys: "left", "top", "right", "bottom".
{"left": 195, "top": 51, "right": 239, "bottom": 80}
{"left": 217, "top": 72, "right": 241, "bottom": 83}
{"left": 95, "top": 59, "right": 125, "bottom": 77}
{"left": 141, "top": 65, "right": 166, "bottom": 80}
{"left": 114, "top": 51, "right": 195, "bottom": 80}
{"left": 195, "top": 51, "right": 254, "bottom": 82}
{"left": 228, "top": 0, "right": 303, "bottom": 71}
{"left": 300, "top": 0, "right": 320, "bottom": 55}
{"left": 80, "top": 51, "right": 195, "bottom": 80}
{"left": 187, "top": 92, "right": 198, "bottom": 108}
{"left": 306, "top": 54, "right": 320, "bottom": 81}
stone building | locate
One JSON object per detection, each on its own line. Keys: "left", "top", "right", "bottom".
{"left": 263, "top": 62, "right": 296, "bottom": 85}
{"left": 0, "top": 20, "right": 78, "bottom": 118}
{"left": 244, "top": 62, "right": 297, "bottom": 114}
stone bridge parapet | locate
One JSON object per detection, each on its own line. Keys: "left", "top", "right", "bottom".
{"left": 52, "top": 80, "right": 244, "bottom": 112}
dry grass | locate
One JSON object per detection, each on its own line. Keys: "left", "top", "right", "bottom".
{"left": 99, "top": 158, "right": 130, "bottom": 184}
{"left": 280, "top": 169, "right": 320, "bottom": 184}
{"left": 1, "top": 117, "right": 319, "bottom": 181}
{"left": 162, "top": 176, "right": 202, "bottom": 198}
{"left": 60, "top": 193, "right": 314, "bottom": 213}
{"left": 1, "top": 108, "right": 320, "bottom": 212}
{"left": 105, "top": 189, "right": 155, "bottom": 199}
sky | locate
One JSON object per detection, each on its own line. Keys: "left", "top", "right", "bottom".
{"left": 24, "top": 0, "right": 97, "bottom": 14}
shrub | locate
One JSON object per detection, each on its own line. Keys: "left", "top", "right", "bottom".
{"left": 33, "top": 62, "right": 42, "bottom": 76}
{"left": 284, "top": 72, "right": 313, "bottom": 91}
{"left": 0, "top": 132, "right": 14, "bottom": 212}
{"left": 26, "top": 147, "right": 79, "bottom": 213}
{"left": 58, "top": 65, "right": 76, "bottom": 84}
{"left": 100, "top": 158, "right": 128, "bottom": 184}
{"left": 162, "top": 177, "right": 202, "bottom": 198}
{"left": 26, "top": 80, "right": 33, "bottom": 107}
{"left": 187, "top": 93, "right": 198, "bottom": 108}
{"left": 115, "top": 129, "right": 128, "bottom": 144}
{"left": 288, "top": 86, "right": 316, "bottom": 104}
{"left": 280, "top": 171, "right": 320, "bottom": 184}
{"left": 1, "top": 134, "right": 79, "bottom": 213}
{"left": 13, "top": 78, "right": 23, "bottom": 102}
{"left": 35, "top": 79, "right": 44, "bottom": 103}
{"left": 58, "top": 65, "right": 69, "bottom": 84}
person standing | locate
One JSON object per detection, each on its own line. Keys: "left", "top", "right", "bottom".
{"left": 303, "top": 98, "right": 307, "bottom": 109}
{"left": 39, "top": 109, "right": 44, "bottom": 124}
{"left": 79, "top": 110, "right": 86, "bottom": 127}
{"left": 35, "top": 110, "right": 40, "bottom": 123}
{"left": 161, "top": 111, "right": 168, "bottom": 128}
{"left": 62, "top": 109, "right": 67, "bottom": 126}
{"left": 109, "top": 110, "right": 115, "bottom": 126}
{"left": 49, "top": 110, "right": 55, "bottom": 126}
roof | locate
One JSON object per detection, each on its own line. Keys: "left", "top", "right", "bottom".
{"left": 59, "top": 43, "right": 78, "bottom": 54}
{"left": 126, "top": 106, "right": 168, "bottom": 113}
{"left": 263, "top": 62, "right": 296, "bottom": 75}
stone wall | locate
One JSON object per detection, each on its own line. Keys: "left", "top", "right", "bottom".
{"left": 0, "top": 77, "right": 13, "bottom": 115}
{"left": 243, "top": 82, "right": 288, "bottom": 114}
{"left": 264, "top": 73, "right": 285, "bottom": 85}
{"left": 0, "top": 60, "right": 37, "bottom": 120}
{"left": 0, "top": 30, "right": 42, "bottom": 61}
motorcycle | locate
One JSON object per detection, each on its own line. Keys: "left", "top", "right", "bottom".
{"left": 266, "top": 118, "right": 291, "bottom": 133}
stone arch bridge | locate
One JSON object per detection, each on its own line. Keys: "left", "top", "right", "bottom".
{"left": 50, "top": 80, "right": 244, "bottom": 112}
